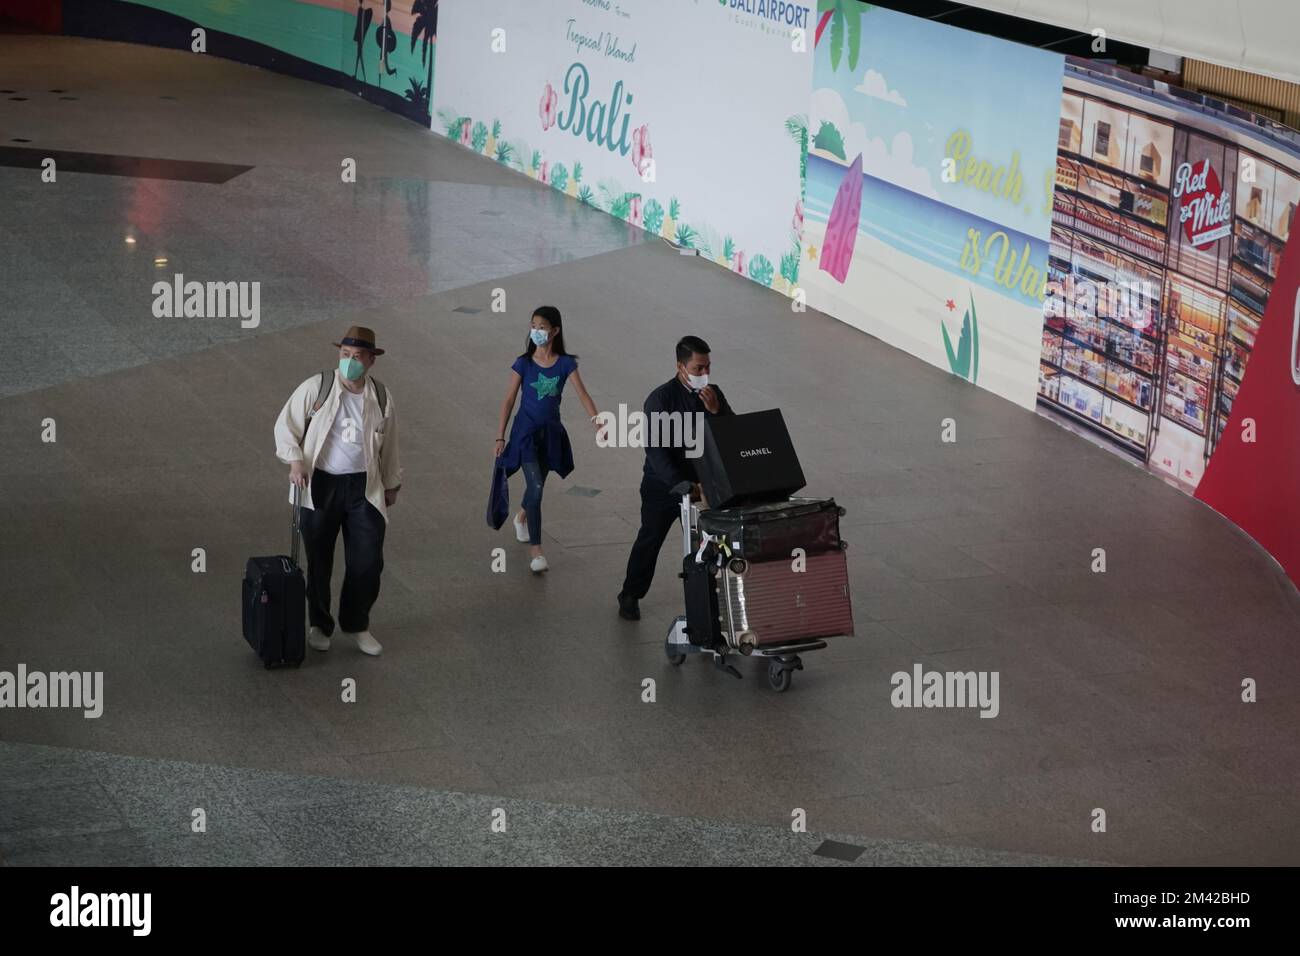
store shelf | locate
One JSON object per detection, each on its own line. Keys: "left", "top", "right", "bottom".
{"left": 1040, "top": 356, "right": 1154, "bottom": 414}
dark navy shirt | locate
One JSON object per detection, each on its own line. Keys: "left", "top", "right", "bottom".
{"left": 641, "top": 377, "right": 734, "bottom": 490}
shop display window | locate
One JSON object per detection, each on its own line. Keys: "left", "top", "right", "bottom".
{"left": 1083, "top": 100, "right": 1130, "bottom": 171}
{"left": 1102, "top": 395, "right": 1149, "bottom": 445}
{"left": 1124, "top": 113, "right": 1175, "bottom": 188}
{"left": 1038, "top": 363, "right": 1062, "bottom": 402}
{"left": 1228, "top": 261, "right": 1270, "bottom": 314}
{"left": 1235, "top": 152, "right": 1276, "bottom": 232}
{"left": 1232, "top": 219, "right": 1282, "bottom": 278}
{"left": 1270, "top": 168, "right": 1299, "bottom": 240}
{"left": 1060, "top": 93, "right": 1084, "bottom": 153}
{"left": 1045, "top": 85, "right": 1300, "bottom": 476}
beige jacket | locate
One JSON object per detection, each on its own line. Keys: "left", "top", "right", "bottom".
{"left": 273, "top": 371, "right": 402, "bottom": 522}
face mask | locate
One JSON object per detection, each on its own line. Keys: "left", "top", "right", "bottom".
{"left": 530, "top": 328, "right": 550, "bottom": 346}
{"left": 339, "top": 356, "right": 365, "bottom": 381}
{"left": 685, "top": 372, "right": 709, "bottom": 391}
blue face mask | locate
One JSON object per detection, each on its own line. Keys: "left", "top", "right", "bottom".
{"left": 529, "top": 328, "right": 550, "bottom": 347}
{"left": 339, "top": 356, "right": 365, "bottom": 381}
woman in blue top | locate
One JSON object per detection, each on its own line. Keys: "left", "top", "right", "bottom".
{"left": 495, "top": 306, "right": 602, "bottom": 573}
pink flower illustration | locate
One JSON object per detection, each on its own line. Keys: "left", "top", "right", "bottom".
{"left": 459, "top": 118, "right": 471, "bottom": 146}
{"left": 539, "top": 161, "right": 550, "bottom": 185}
{"left": 733, "top": 251, "right": 746, "bottom": 274}
{"left": 629, "top": 195, "right": 642, "bottom": 226}
{"left": 631, "top": 124, "right": 653, "bottom": 178}
{"left": 539, "top": 82, "right": 558, "bottom": 131}
{"left": 792, "top": 200, "right": 804, "bottom": 236}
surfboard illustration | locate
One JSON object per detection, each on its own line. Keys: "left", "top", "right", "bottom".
{"left": 819, "top": 152, "right": 863, "bottom": 284}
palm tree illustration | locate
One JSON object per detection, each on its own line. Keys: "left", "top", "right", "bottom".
{"left": 410, "top": 0, "right": 437, "bottom": 115}
{"left": 942, "top": 292, "right": 980, "bottom": 383}
{"left": 815, "top": 0, "right": 864, "bottom": 72}
{"left": 352, "top": 1, "right": 374, "bottom": 81}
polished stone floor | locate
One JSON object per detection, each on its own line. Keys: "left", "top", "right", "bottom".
{"left": 1, "top": 34, "right": 1298, "bottom": 866}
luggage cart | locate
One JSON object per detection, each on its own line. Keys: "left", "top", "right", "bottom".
{"left": 664, "top": 492, "right": 829, "bottom": 692}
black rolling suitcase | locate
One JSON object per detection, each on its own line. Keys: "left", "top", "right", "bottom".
{"left": 242, "top": 485, "right": 306, "bottom": 668}
{"left": 698, "top": 497, "right": 844, "bottom": 561}
{"left": 681, "top": 552, "right": 724, "bottom": 649}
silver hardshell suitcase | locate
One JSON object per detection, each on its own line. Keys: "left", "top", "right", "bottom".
{"left": 716, "top": 547, "right": 854, "bottom": 653}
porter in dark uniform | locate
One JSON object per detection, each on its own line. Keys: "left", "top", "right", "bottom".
{"left": 617, "top": 335, "right": 733, "bottom": 620}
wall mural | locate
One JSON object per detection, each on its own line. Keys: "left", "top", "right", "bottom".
{"left": 431, "top": 0, "right": 813, "bottom": 294}
{"left": 68, "top": 0, "right": 438, "bottom": 124}
{"left": 800, "top": 3, "right": 1066, "bottom": 410}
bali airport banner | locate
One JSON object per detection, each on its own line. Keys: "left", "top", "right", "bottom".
{"left": 800, "top": 4, "right": 1065, "bottom": 410}
{"left": 431, "top": 0, "right": 813, "bottom": 293}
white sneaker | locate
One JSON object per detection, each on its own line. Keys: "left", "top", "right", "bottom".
{"left": 530, "top": 555, "right": 549, "bottom": 574}
{"left": 513, "top": 513, "right": 530, "bottom": 543}
{"left": 308, "top": 626, "right": 330, "bottom": 651}
{"left": 346, "top": 630, "right": 383, "bottom": 656}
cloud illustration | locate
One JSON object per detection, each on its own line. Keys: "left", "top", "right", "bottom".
{"left": 811, "top": 87, "right": 938, "bottom": 200}
{"left": 854, "top": 69, "right": 907, "bottom": 106}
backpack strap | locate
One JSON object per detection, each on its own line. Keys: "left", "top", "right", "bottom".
{"left": 308, "top": 370, "right": 333, "bottom": 421}
{"left": 308, "top": 370, "right": 387, "bottom": 420}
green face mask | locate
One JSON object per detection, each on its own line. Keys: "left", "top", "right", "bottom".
{"left": 339, "top": 356, "right": 365, "bottom": 381}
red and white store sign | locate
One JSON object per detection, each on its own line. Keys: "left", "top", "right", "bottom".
{"left": 1173, "top": 158, "right": 1232, "bottom": 248}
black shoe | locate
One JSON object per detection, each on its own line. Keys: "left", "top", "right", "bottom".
{"left": 617, "top": 593, "right": 640, "bottom": 621}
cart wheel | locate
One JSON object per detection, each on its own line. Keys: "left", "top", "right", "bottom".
{"left": 767, "top": 661, "right": 792, "bottom": 692}
{"left": 668, "top": 653, "right": 686, "bottom": 666}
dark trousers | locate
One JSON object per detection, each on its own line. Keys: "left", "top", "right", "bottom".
{"left": 301, "top": 469, "right": 386, "bottom": 635}
{"left": 620, "top": 478, "right": 682, "bottom": 601}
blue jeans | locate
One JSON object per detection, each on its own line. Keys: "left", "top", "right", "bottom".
{"left": 521, "top": 459, "right": 547, "bottom": 546}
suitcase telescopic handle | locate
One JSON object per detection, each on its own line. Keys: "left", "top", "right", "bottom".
{"left": 291, "top": 483, "right": 303, "bottom": 567}
{"left": 679, "top": 492, "right": 696, "bottom": 559}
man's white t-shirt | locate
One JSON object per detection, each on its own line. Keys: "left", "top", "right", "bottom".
{"left": 315, "top": 387, "right": 367, "bottom": 475}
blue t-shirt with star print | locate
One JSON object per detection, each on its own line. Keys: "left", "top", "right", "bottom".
{"left": 511, "top": 354, "right": 576, "bottom": 425}
{"left": 501, "top": 354, "right": 578, "bottom": 472}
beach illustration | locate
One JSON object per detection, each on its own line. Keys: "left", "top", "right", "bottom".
{"left": 800, "top": 4, "right": 1065, "bottom": 409}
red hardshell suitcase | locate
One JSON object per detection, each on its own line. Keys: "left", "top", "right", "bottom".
{"left": 716, "top": 546, "right": 854, "bottom": 652}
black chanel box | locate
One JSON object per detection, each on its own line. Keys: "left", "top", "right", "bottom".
{"left": 697, "top": 408, "right": 806, "bottom": 509}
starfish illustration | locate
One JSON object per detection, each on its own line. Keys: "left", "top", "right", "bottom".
{"left": 531, "top": 372, "right": 559, "bottom": 399}
{"left": 807, "top": 244, "right": 818, "bottom": 260}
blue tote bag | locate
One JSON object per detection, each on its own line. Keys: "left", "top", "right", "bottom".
{"left": 486, "top": 461, "right": 509, "bottom": 530}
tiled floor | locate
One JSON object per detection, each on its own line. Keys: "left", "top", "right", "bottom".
{"left": 1, "top": 34, "right": 1298, "bottom": 866}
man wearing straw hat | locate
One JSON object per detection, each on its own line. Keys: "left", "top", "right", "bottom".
{"left": 274, "top": 326, "right": 402, "bottom": 656}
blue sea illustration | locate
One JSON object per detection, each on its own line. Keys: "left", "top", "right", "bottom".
{"left": 806, "top": 153, "right": 1049, "bottom": 310}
